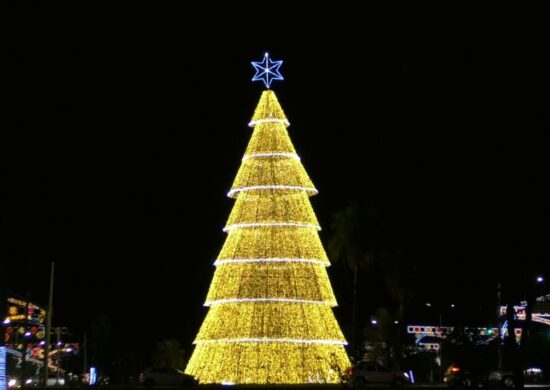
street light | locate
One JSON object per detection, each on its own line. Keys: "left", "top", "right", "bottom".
{"left": 536, "top": 276, "right": 544, "bottom": 284}
{"left": 424, "top": 302, "right": 456, "bottom": 383}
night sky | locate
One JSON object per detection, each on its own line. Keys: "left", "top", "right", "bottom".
{"left": 4, "top": 4, "right": 549, "bottom": 366}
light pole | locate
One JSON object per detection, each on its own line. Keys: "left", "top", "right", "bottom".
{"left": 426, "top": 302, "right": 455, "bottom": 382}
{"left": 43, "top": 262, "right": 54, "bottom": 386}
{"left": 497, "top": 281, "right": 503, "bottom": 370}
{"left": 55, "top": 327, "right": 61, "bottom": 385}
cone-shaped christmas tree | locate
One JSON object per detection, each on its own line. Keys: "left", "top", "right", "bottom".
{"left": 186, "top": 55, "right": 350, "bottom": 384}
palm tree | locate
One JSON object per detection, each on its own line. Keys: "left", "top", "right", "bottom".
{"left": 328, "top": 202, "right": 382, "bottom": 358}
{"left": 328, "top": 201, "right": 415, "bottom": 364}
{"left": 152, "top": 340, "right": 186, "bottom": 369}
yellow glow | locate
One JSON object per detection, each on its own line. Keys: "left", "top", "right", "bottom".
{"left": 218, "top": 227, "right": 329, "bottom": 263}
{"left": 186, "top": 90, "right": 350, "bottom": 384}
{"left": 226, "top": 189, "right": 319, "bottom": 228}
{"left": 186, "top": 343, "right": 349, "bottom": 384}
{"left": 230, "top": 155, "right": 316, "bottom": 198}
{"left": 244, "top": 122, "right": 296, "bottom": 156}
{"left": 249, "top": 90, "right": 288, "bottom": 126}
{"left": 195, "top": 302, "right": 345, "bottom": 341}
{"left": 205, "top": 263, "right": 337, "bottom": 304}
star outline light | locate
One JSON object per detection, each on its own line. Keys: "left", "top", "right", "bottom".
{"left": 251, "top": 52, "right": 284, "bottom": 89}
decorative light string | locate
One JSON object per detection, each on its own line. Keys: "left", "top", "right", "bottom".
{"left": 248, "top": 118, "right": 290, "bottom": 127}
{"left": 242, "top": 153, "right": 300, "bottom": 161}
{"left": 228, "top": 185, "right": 318, "bottom": 197}
{"left": 186, "top": 88, "right": 350, "bottom": 384}
{"left": 214, "top": 258, "right": 329, "bottom": 266}
{"left": 205, "top": 297, "right": 335, "bottom": 306}
{"left": 195, "top": 338, "right": 347, "bottom": 346}
{"left": 223, "top": 222, "right": 320, "bottom": 232}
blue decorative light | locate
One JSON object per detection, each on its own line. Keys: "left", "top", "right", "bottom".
{"left": 251, "top": 52, "right": 283, "bottom": 89}
{"left": 0, "top": 346, "right": 6, "bottom": 390}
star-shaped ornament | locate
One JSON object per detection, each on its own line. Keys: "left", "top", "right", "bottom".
{"left": 251, "top": 52, "right": 284, "bottom": 89}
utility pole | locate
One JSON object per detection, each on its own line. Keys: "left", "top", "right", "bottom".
{"left": 82, "top": 332, "right": 87, "bottom": 381}
{"left": 43, "top": 262, "right": 54, "bottom": 386}
{"left": 352, "top": 264, "right": 358, "bottom": 359}
{"left": 438, "top": 310, "right": 444, "bottom": 383}
{"left": 55, "top": 327, "right": 61, "bottom": 385}
{"left": 21, "top": 299, "right": 30, "bottom": 388}
{"left": 497, "top": 281, "right": 502, "bottom": 369}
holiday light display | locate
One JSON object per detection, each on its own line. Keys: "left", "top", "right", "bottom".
{"left": 186, "top": 74, "right": 349, "bottom": 383}
{"left": 251, "top": 52, "right": 284, "bottom": 89}
{"left": 0, "top": 347, "right": 6, "bottom": 390}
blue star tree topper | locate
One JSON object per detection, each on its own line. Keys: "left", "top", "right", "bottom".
{"left": 251, "top": 52, "right": 284, "bottom": 89}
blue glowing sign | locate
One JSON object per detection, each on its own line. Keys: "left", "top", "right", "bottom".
{"left": 0, "top": 347, "right": 6, "bottom": 390}
{"left": 90, "top": 367, "right": 97, "bottom": 386}
{"left": 251, "top": 52, "right": 284, "bottom": 89}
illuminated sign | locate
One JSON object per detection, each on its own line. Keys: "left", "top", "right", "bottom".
{"left": 6, "top": 298, "right": 46, "bottom": 324}
{"left": 499, "top": 301, "right": 550, "bottom": 327}
{"left": 90, "top": 367, "right": 97, "bottom": 386}
{"left": 407, "top": 325, "right": 505, "bottom": 337}
{"left": 0, "top": 346, "right": 6, "bottom": 390}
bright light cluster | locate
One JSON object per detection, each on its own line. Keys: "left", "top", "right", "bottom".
{"left": 224, "top": 222, "right": 321, "bottom": 232}
{"left": 195, "top": 303, "right": 345, "bottom": 341}
{"left": 230, "top": 93, "right": 316, "bottom": 199}
{"left": 249, "top": 90, "right": 288, "bottom": 126}
{"left": 185, "top": 89, "right": 350, "bottom": 384}
{"left": 214, "top": 258, "right": 327, "bottom": 265}
{"left": 205, "top": 298, "right": 328, "bottom": 306}
{"left": 197, "top": 338, "right": 346, "bottom": 345}
{"left": 245, "top": 121, "right": 296, "bottom": 155}
{"left": 205, "top": 262, "right": 337, "bottom": 304}
{"left": 218, "top": 227, "right": 329, "bottom": 261}
{"left": 226, "top": 189, "right": 319, "bottom": 229}
{"left": 229, "top": 156, "right": 316, "bottom": 198}
{"left": 186, "top": 342, "right": 350, "bottom": 384}
{"left": 228, "top": 185, "right": 317, "bottom": 198}
{"left": 242, "top": 152, "right": 300, "bottom": 161}
{"left": 248, "top": 118, "right": 290, "bottom": 127}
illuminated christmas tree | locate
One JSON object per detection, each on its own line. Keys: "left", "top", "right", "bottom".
{"left": 185, "top": 53, "right": 350, "bottom": 384}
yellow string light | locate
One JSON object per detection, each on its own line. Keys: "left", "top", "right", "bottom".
{"left": 218, "top": 227, "right": 329, "bottom": 262}
{"left": 205, "top": 263, "right": 337, "bottom": 305}
{"left": 226, "top": 189, "right": 319, "bottom": 229}
{"left": 186, "top": 90, "right": 350, "bottom": 384}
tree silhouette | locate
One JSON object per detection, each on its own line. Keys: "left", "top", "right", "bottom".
{"left": 152, "top": 340, "right": 185, "bottom": 370}
{"left": 329, "top": 201, "right": 417, "bottom": 366}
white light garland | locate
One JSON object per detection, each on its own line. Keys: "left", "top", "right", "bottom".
{"left": 214, "top": 258, "right": 329, "bottom": 266}
{"left": 228, "top": 185, "right": 318, "bottom": 197}
{"left": 205, "top": 297, "right": 335, "bottom": 306}
{"left": 248, "top": 118, "right": 290, "bottom": 127}
{"left": 195, "top": 338, "right": 347, "bottom": 346}
{"left": 242, "top": 153, "right": 300, "bottom": 161}
{"left": 223, "top": 222, "right": 321, "bottom": 232}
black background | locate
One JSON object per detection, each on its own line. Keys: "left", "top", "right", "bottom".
{"left": 3, "top": 3, "right": 549, "bottom": 365}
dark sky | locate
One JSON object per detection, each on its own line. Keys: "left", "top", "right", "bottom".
{"left": 3, "top": 3, "right": 549, "bottom": 364}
